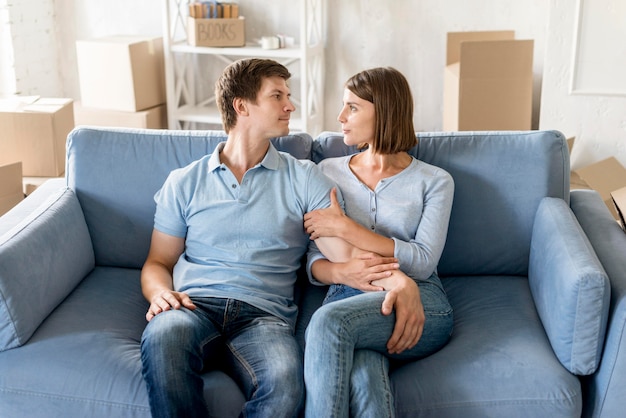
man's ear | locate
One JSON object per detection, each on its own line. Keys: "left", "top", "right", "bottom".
{"left": 233, "top": 97, "right": 248, "bottom": 116}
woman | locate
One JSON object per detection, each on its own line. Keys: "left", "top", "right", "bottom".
{"left": 303, "top": 67, "right": 454, "bottom": 417}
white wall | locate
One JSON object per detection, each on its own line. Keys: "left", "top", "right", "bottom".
{"left": 19, "top": 0, "right": 626, "bottom": 164}
{"left": 48, "top": 0, "right": 550, "bottom": 134}
{"left": 323, "top": 0, "right": 549, "bottom": 133}
{"left": 540, "top": 0, "right": 626, "bottom": 170}
{"left": 0, "top": 0, "right": 60, "bottom": 96}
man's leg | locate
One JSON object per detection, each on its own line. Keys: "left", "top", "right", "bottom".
{"left": 140, "top": 305, "right": 222, "bottom": 418}
{"left": 224, "top": 301, "right": 304, "bottom": 418}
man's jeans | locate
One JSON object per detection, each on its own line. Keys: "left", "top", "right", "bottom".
{"left": 141, "top": 297, "right": 303, "bottom": 418}
{"left": 304, "top": 281, "right": 453, "bottom": 418}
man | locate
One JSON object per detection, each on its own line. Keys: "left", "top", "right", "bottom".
{"left": 139, "top": 58, "right": 343, "bottom": 417}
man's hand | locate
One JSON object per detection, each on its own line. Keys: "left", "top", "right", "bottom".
{"left": 375, "top": 272, "right": 425, "bottom": 354}
{"left": 146, "top": 290, "right": 196, "bottom": 322}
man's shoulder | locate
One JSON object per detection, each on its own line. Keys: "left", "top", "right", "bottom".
{"left": 276, "top": 150, "right": 317, "bottom": 170}
{"left": 171, "top": 155, "right": 211, "bottom": 177}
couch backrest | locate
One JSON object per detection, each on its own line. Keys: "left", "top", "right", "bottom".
{"left": 66, "top": 126, "right": 313, "bottom": 268}
{"left": 314, "top": 130, "right": 570, "bottom": 277}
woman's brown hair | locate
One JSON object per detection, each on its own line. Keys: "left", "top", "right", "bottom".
{"left": 345, "top": 67, "right": 417, "bottom": 153}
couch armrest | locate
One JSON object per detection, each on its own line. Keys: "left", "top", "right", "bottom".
{"left": 0, "top": 186, "right": 95, "bottom": 351}
{"left": 529, "top": 197, "right": 610, "bottom": 375}
{"left": 570, "top": 189, "right": 626, "bottom": 417}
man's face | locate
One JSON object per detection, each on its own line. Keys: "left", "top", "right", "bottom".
{"left": 247, "top": 76, "right": 295, "bottom": 138}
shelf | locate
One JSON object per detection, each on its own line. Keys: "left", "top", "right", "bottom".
{"left": 170, "top": 42, "right": 320, "bottom": 58}
{"left": 173, "top": 104, "right": 304, "bottom": 131}
{"left": 163, "top": 0, "right": 325, "bottom": 135}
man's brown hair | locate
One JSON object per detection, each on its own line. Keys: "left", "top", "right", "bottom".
{"left": 345, "top": 67, "right": 417, "bottom": 153}
{"left": 215, "top": 58, "right": 291, "bottom": 133}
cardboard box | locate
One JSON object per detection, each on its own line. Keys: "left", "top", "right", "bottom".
{"left": 74, "top": 102, "right": 167, "bottom": 129}
{"left": 187, "top": 16, "right": 245, "bottom": 47}
{"left": 0, "top": 97, "right": 74, "bottom": 176}
{"left": 575, "top": 157, "right": 626, "bottom": 220}
{"left": 443, "top": 31, "right": 534, "bottom": 131}
{"left": 0, "top": 162, "right": 24, "bottom": 216}
{"left": 76, "top": 36, "right": 166, "bottom": 112}
{"left": 566, "top": 136, "right": 575, "bottom": 155}
{"left": 611, "top": 186, "right": 626, "bottom": 230}
{"left": 22, "top": 175, "right": 62, "bottom": 196}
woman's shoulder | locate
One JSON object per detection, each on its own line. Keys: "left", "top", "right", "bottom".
{"left": 411, "top": 158, "right": 454, "bottom": 183}
{"left": 318, "top": 155, "right": 352, "bottom": 174}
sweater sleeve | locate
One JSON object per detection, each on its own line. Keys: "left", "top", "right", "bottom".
{"left": 393, "top": 167, "right": 454, "bottom": 280}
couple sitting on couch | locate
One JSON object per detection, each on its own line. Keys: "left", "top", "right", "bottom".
{"left": 140, "top": 58, "right": 454, "bottom": 418}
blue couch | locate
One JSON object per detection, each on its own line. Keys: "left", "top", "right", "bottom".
{"left": 0, "top": 126, "right": 622, "bottom": 417}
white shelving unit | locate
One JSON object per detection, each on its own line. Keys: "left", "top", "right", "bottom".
{"left": 162, "top": 0, "right": 326, "bottom": 135}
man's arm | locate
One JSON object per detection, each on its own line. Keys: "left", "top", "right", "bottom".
{"left": 141, "top": 229, "right": 196, "bottom": 321}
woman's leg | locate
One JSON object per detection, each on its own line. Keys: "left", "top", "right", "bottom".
{"left": 304, "top": 282, "right": 452, "bottom": 417}
{"left": 349, "top": 349, "right": 395, "bottom": 418}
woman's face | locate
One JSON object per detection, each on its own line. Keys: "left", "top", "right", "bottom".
{"left": 337, "top": 88, "right": 375, "bottom": 147}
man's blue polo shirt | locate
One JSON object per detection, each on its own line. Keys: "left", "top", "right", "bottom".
{"left": 153, "top": 142, "right": 335, "bottom": 328}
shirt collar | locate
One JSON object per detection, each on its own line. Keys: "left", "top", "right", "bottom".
{"left": 208, "top": 141, "right": 280, "bottom": 172}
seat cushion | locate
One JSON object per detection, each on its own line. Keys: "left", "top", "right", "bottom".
{"left": 0, "top": 266, "right": 246, "bottom": 418}
{"left": 392, "top": 275, "right": 582, "bottom": 418}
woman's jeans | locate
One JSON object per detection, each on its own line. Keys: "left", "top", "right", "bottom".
{"left": 141, "top": 297, "right": 303, "bottom": 418}
{"left": 304, "top": 280, "right": 453, "bottom": 418}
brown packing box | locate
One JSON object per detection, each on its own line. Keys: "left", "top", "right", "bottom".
{"left": 0, "top": 97, "right": 74, "bottom": 177}
{"left": 22, "top": 175, "right": 62, "bottom": 196}
{"left": 187, "top": 16, "right": 245, "bottom": 47}
{"left": 567, "top": 136, "right": 575, "bottom": 154}
{"left": 74, "top": 102, "right": 167, "bottom": 129}
{"left": 0, "top": 162, "right": 23, "bottom": 216}
{"left": 611, "top": 186, "right": 626, "bottom": 230}
{"left": 76, "top": 36, "right": 166, "bottom": 112}
{"left": 575, "top": 157, "right": 626, "bottom": 221}
{"left": 443, "top": 31, "right": 534, "bottom": 131}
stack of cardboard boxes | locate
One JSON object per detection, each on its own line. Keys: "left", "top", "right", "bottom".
{"left": 443, "top": 31, "right": 534, "bottom": 131}
{"left": 0, "top": 96, "right": 75, "bottom": 209}
{"left": 74, "top": 36, "right": 167, "bottom": 129}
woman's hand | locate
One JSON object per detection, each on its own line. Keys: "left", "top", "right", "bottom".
{"left": 333, "top": 252, "right": 400, "bottom": 292}
{"left": 374, "top": 271, "right": 425, "bottom": 354}
{"left": 304, "top": 188, "right": 346, "bottom": 240}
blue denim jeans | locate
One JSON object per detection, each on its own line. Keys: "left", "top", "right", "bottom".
{"left": 141, "top": 297, "right": 304, "bottom": 418}
{"left": 304, "top": 279, "right": 453, "bottom": 418}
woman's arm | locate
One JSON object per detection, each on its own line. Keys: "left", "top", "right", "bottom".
{"left": 304, "top": 188, "right": 395, "bottom": 257}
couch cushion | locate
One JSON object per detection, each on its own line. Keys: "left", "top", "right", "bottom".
{"left": 0, "top": 266, "right": 246, "bottom": 417}
{"left": 530, "top": 197, "right": 610, "bottom": 375}
{"left": 66, "top": 126, "right": 313, "bottom": 268}
{"left": 392, "top": 275, "right": 582, "bottom": 417}
{"left": 570, "top": 189, "right": 626, "bottom": 417}
{"left": 0, "top": 187, "right": 94, "bottom": 351}
{"left": 313, "top": 130, "right": 570, "bottom": 277}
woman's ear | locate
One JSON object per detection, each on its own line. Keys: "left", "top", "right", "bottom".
{"left": 233, "top": 97, "right": 248, "bottom": 116}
